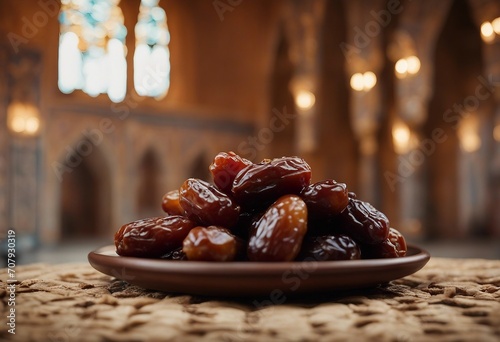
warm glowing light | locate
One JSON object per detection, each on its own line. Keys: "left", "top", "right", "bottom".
{"left": 295, "top": 90, "right": 316, "bottom": 110}
{"left": 363, "top": 72, "right": 377, "bottom": 90}
{"left": 481, "top": 21, "right": 495, "bottom": 43}
{"left": 350, "top": 73, "right": 364, "bottom": 91}
{"left": 392, "top": 120, "right": 412, "bottom": 154}
{"left": 11, "top": 116, "right": 26, "bottom": 133}
{"left": 350, "top": 72, "right": 376, "bottom": 91}
{"left": 493, "top": 124, "right": 500, "bottom": 142}
{"left": 460, "top": 134, "right": 481, "bottom": 152}
{"left": 406, "top": 56, "right": 421, "bottom": 74}
{"left": 481, "top": 21, "right": 494, "bottom": 37}
{"left": 493, "top": 17, "right": 500, "bottom": 34}
{"left": 458, "top": 116, "right": 481, "bottom": 153}
{"left": 395, "top": 58, "right": 408, "bottom": 75}
{"left": 395, "top": 56, "right": 421, "bottom": 78}
{"left": 25, "top": 117, "right": 40, "bottom": 134}
{"left": 7, "top": 102, "right": 41, "bottom": 136}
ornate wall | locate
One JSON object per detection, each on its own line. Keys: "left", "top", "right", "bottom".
{"left": 0, "top": 44, "right": 7, "bottom": 238}
{"left": 1, "top": 0, "right": 500, "bottom": 244}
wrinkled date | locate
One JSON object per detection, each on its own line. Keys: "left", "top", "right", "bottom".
{"left": 161, "top": 190, "right": 184, "bottom": 216}
{"left": 183, "top": 226, "right": 241, "bottom": 261}
{"left": 179, "top": 178, "right": 240, "bottom": 227}
{"left": 247, "top": 195, "right": 308, "bottom": 261}
{"left": 338, "top": 199, "right": 389, "bottom": 244}
{"left": 232, "top": 157, "right": 311, "bottom": 207}
{"left": 115, "top": 216, "right": 195, "bottom": 258}
{"left": 362, "top": 228, "right": 407, "bottom": 259}
{"left": 301, "top": 180, "right": 349, "bottom": 220}
{"left": 387, "top": 227, "right": 407, "bottom": 256}
{"left": 298, "top": 234, "right": 361, "bottom": 261}
{"left": 209, "top": 151, "right": 252, "bottom": 194}
{"left": 114, "top": 151, "right": 408, "bottom": 262}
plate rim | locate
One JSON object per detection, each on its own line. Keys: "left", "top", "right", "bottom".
{"left": 88, "top": 244, "right": 430, "bottom": 276}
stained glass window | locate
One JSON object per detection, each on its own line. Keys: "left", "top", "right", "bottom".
{"left": 58, "top": 0, "right": 127, "bottom": 103}
{"left": 134, "top": 0, "right": 170, "bottom": 99}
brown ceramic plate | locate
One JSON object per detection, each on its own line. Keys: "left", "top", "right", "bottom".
{"left": 88, "top": 244, "right": 430, "bottom": 297}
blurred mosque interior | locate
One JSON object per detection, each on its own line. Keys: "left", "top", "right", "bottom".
{"left": 1, "top": 0, "right": 500, "bottom": 262}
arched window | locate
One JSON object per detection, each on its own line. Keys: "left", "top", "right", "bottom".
{"left": 134, "top": 0, "right": 170, "bottom": 99}
{"left": 58, "top": 0, "right": 127, "bottom": 103}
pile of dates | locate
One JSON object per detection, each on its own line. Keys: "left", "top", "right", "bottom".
{"left": 114, "top": 152, "right": 407, "bottom": 262}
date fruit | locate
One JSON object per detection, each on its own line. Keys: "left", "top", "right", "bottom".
{"left": 301, "top": 180, "right": 349, "bottom": 220}
{"left": 362, "top": 228, "right": 407, "bottom": 259}
{"left": 115, "top": 216, "right": 195, "bottom": 258}
{"left": 337, "top": 199, "right": 389, "bottom": 244}
{"left": 183, "top": 226, "right": 241, "bottom": 261}
{"left": 298, "top": 234, "right": 361, "bottom": 261}
{"left": 114, "top": 151, "right": 408, "bottom": 263}
{"left": 161, "top": 190, "right": 184, "bottom": 216}
{"left": 247, "top": 195, "right": 308, "bottom": 261}
{"left": 179, "top": 178, "right": 240, "bottom": 227}
{"left": 209, "top": 151, "right": 252, "bottom": 194}
{"left": 232, "top": 156, "right": 311, "bottom": 206}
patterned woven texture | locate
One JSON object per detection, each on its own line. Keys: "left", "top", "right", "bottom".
{"left": 1, "top": 258, "right": 500, "bottom": 341}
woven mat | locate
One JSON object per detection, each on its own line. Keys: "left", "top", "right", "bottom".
{"left": 1, "top": 258, "right": 500, "bottom": 342}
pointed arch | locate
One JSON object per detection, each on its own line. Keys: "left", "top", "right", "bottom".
{"left": 137, "top": 148, "right": 163, "bottom": 218}
{"left": 426, "top": 0, "right": 489, "bottom": 238}
{"left": 189, "top": 151, "right": 210, "bottom": 182}
{"left": 59, "top": 138, "right": 112, "bottom": 239}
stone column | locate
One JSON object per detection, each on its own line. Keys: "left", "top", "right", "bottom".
{"left": 343, "top": 0, "right": 385, "bottom": 205}
{"left": 284, "top": 0, "right": 325, "bottom": 158}
{"left": 9, "top": 137, "right": 40, "bottom": 247}
{"left": 349, "top": 85, "right": 382, "bottom": 205}
{"left": 391, "top": 0, "right": 452, "bottom": 238}
{"left": 462, "top": 0, "right": 500, "bottom": 236}
{"left": 0, "top": 45, "right": 8, "bottom": 236}
{"left": 481, "top": 42, "right": 500, "bottom": 237}
{"left": 491, "top": 102, "right": 500, "bottom": 236}
{"left": 5, "top": 48, "right": 42, "bottom": 248}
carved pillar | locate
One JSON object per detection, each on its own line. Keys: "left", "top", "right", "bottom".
{"left": 5, "top": 48, "right": 42, "bottom": 248}
{"left": 284, "top": 0, "right": 325, "bottom": 156}
{"left": 491, "top": 102, "right": 500, "bottom": 236}
{"left": 466, "top": 0, "right": 500, "bottom": 236}
{"left": 0, "top": 45, "right": 8, "bottom": 236}
{"left": 343, "top": 0, "right": 385, "bottom": 204}
{"left": 391, "top": 0, "right": 452, "bottom": 238}
{"left": 481, "top": 46, "right": 500, "bottom": 236}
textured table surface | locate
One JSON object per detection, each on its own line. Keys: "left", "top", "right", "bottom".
{"left": 1, "top": 258, "right": 500, "bottom": 342}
